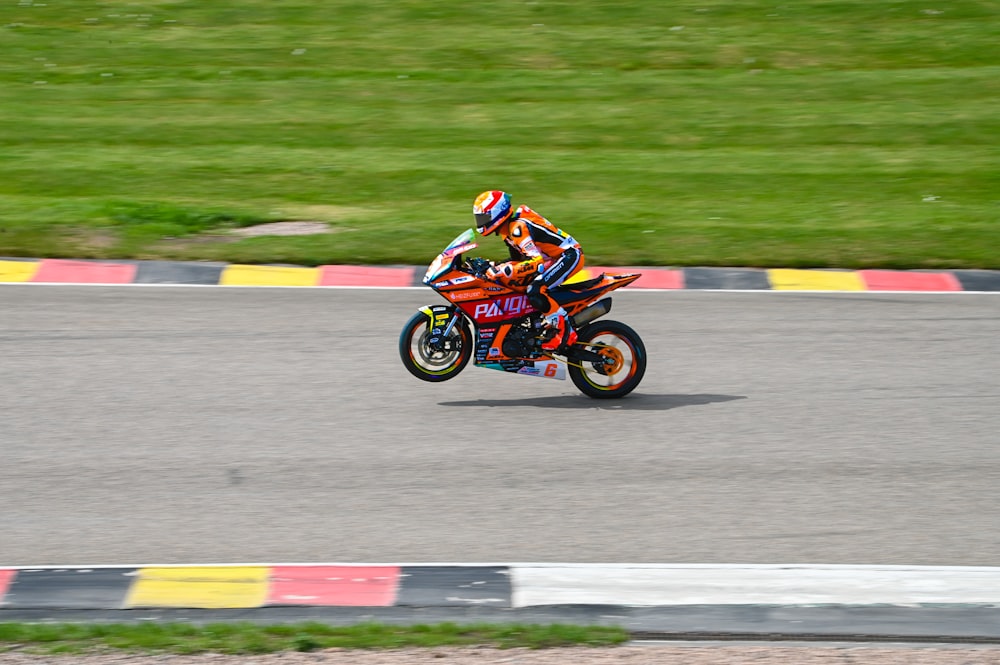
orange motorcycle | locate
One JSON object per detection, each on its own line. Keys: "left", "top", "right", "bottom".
{"left": 399, "top": 229, "right": 646, "bottom": 398}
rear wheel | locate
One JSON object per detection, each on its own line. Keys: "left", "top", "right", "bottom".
{"left": 568, "top": 320, "right": 646, "bottom": 398}
{"left": 398, "top": 311, "right": 472, "bottom": 382}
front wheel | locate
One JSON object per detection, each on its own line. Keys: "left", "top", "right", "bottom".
{"left": 399, "top": 310, "right": 473, "bottom": 382}
{"left": 568, "top": 320, "right": 646, "bottom": 399}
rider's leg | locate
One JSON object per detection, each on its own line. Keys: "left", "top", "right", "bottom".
{"left": 528, "top": 248, "right": 583, "bottom": 351}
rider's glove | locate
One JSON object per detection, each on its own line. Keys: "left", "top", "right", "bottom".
{"left": 488, "top": 258, "right": 541, "bottom": 286}
{"left": 486, "top": 262, "right": 514, "bottom": 282}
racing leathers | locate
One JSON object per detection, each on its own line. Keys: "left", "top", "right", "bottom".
{"left": 485, "top": 205, "right": 584, "bottom": 351}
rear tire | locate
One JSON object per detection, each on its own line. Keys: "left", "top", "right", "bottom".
{"left": 398, "top": 311, "right": 472, "bottom": 382}
{"left": 568, "top": 320, "right": 646, "bottom": 398}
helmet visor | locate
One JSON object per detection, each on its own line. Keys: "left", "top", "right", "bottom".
{"left": 474, "top": 212, "right": 494, "bottom": 232}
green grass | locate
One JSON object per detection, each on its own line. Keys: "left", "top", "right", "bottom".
{"left": 0, "top": 621, "right": 628, "bottom": 655}
{"left": 1, "top": 1, "right": 998, "bottom": 268}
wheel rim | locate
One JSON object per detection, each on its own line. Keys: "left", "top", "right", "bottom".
{"left": 579, "top": 333, "right": 638, "bottom": 390}
{"left": 409, "top": 323, "right": 464, "bottom": 375}
{"left": 595, "top": 345, "right": 625, "bottom": 375}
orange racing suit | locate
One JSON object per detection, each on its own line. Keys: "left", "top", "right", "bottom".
{"left": 487, "top": 205, "right": 584, "bottom": 320}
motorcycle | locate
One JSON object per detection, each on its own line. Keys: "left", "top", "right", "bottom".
{"left": 398, "top": 229, "right": 646, "bottom": 399}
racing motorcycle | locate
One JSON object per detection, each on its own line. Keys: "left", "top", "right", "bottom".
{"left": 398, "top": 229, "right": 646, "bottom": 398}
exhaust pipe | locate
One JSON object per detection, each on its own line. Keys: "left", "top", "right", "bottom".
{"left": 572, "top": 298, "right": 612, "bottom": 327}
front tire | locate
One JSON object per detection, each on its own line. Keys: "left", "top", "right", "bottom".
{"left": 398, "top": 311, "right": 472, "bottom": 382}
{"left": 568, "top": 320, "right": 646, "bottom": 399}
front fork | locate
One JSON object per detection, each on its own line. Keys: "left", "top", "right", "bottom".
{"left": 419, "top": 305, "right": 463, "bottom": 352}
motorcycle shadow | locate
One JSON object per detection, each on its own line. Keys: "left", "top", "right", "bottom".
{"left": 438, "top": 393, "right": 747, "bottom": 411}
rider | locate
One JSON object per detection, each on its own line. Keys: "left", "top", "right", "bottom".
{"left": 472, "top": 190, "right": 584, "bottom": 352}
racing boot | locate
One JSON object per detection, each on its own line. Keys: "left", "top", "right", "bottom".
{"left": 540, "top": 308, "right": 577, "bottom": 352}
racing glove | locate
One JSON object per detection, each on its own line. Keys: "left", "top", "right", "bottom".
{"left": 486, "top": 258, "right": 542, "bottom": 286}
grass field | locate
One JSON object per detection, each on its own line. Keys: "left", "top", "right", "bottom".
{"left": 1, "top": 1, "right": 997, "bottom": 268}
{"left": 0, "top": 621, "right": 628, "bottom": 654}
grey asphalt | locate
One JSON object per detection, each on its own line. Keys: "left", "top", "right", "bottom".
{"left": 1, "top": 286, "right": 999, "bottom": 567}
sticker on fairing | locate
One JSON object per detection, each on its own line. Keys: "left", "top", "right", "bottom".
{"left": 518, "top": 361, "right": 565, "bottom": 380}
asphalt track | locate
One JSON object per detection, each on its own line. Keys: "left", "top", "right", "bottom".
{"left": 2, "top": 285, "right": 999, "bottom": 569}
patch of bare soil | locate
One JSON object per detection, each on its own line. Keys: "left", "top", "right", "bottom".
{"left": 228, "top": 222, "right": 332, "bottom": 237}
{"left": 150, "top": 221, "right": 335, "bottom": 251}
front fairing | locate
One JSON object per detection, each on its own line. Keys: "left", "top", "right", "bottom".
{"left": 424, "top": 228, "right": 477, "bottom": 283}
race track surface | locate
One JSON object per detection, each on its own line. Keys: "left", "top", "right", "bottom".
{"left": 1, "top": 286, "right": 998, "bottom": 567}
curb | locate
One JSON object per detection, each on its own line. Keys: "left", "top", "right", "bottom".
{"left": 6, "top": 563, "right": 1000, "bottom": 610}
{"left": 4, "top": 564, "right": 1000, "bottom": 640}
{"left": 2, "top": 257, "right": 1000, "bottom": 291}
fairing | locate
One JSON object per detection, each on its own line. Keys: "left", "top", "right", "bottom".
{"left": 424, "top": 228, "right": 477, "bottom": 283}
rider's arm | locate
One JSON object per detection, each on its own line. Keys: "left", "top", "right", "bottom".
{"left": 487, "top": 219, "right": 546, "bottom": 285}
{"left": 507, "top": 219, "right": 544, "bottom": 259}
{"left": 487, "top": 257, "right": 543, "bottom": 286}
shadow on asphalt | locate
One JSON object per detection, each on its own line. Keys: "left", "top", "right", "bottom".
{"left": 438, "top": 393, "right": 747, "bottom": 411}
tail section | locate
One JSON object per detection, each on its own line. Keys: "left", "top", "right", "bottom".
{"left": 604, "top": 272, "right": 641, "bottom": 289}
{"left": 556, "top": 271, "right": 642, "bottom": 326}
{"left": 552, "top": 271, "right": 642, "bottom": 307}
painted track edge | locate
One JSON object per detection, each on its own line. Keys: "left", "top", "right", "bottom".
{"left": 3, "top": 258, "right": 1000, "bottom": 291}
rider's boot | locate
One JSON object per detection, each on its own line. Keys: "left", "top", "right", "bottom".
{"left": 541, "top": 307, "right": 577, "bottom": 352}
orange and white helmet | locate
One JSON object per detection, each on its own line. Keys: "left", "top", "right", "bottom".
{"left": 473, "top": 190, "right": 513, "bottom": 236}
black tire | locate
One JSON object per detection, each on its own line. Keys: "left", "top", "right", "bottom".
{"left": 568, "top": 320, "right": 646, "bottom": 399}
{"left": 398, "top": 311, "right": 473, "bottom": 382}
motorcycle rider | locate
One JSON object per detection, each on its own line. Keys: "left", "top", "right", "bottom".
{"left": 472, "top": 190, "right": 584, "bottom": 352}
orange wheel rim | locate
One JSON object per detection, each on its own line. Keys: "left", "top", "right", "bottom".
{"left": 598, "top": 346, "right": 625, "bottom": 375}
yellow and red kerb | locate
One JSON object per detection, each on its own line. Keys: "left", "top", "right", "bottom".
{"left": 0, "top": 565, "right": 512, "bottom": 610}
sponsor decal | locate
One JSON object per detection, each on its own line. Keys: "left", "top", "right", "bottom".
{"left": 450, "top": 289, "right": 485, "bottom": 301}
{"left": 473, "top": 294, "right": 531, "bottom": 320}
{"left": 452, "top": 276, "right": 474, "bottom": 284}
{"left": 488, "top": 347, "right": 501, "bottom": 358}
{"left": 517, "top": 361, "right": 564, "bottom": 380}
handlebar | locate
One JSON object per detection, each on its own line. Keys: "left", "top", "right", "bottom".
{"left": 464, "top": 256, "right": 493, "bottom": 278}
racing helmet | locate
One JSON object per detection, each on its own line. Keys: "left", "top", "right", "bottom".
{"left": 473, "top": 190, "right": 513, "bottom": 236}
